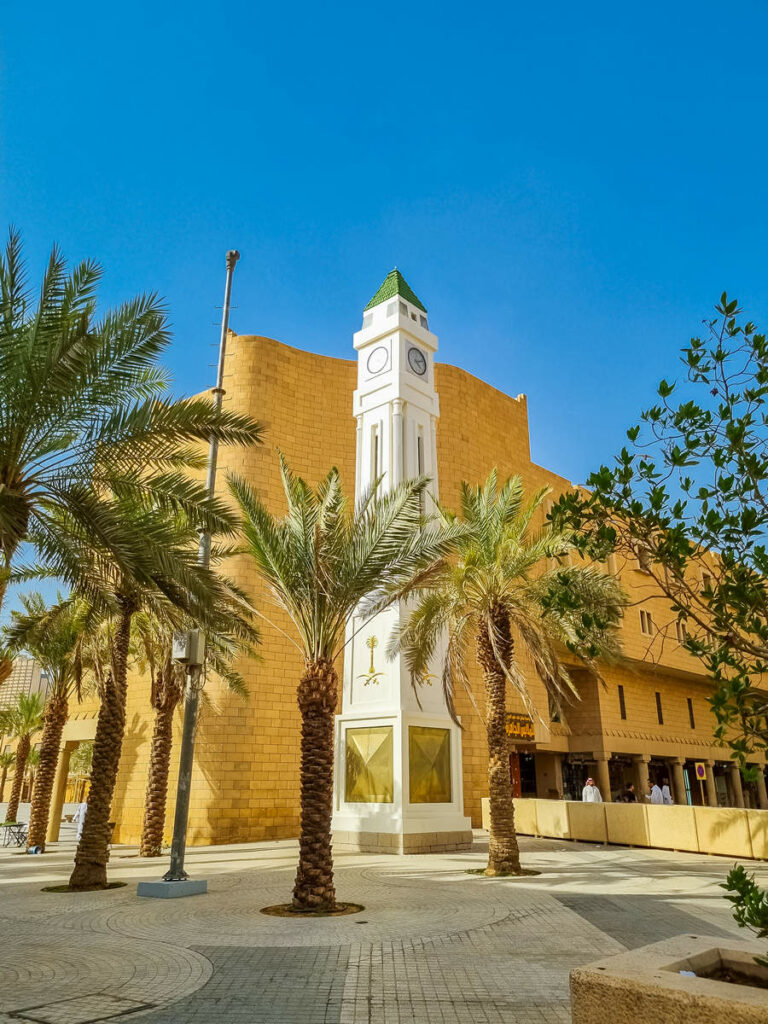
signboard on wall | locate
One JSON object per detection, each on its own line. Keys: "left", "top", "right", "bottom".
{"left": 505, "top": 713, "right": 535, "bottom": 741}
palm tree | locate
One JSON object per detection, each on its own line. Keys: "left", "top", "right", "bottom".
{"left": 0, "top": 228, "right": 261, "bottom": 618}
{"left": 132, "top": 612, "right": 186, "bottom": 857}
{"left": 230, "top": 456, "right": 457, "bottom": 912}
{"left": 0, "top": 750, "right": 15, "bottom": 802}
{"left": 3, "top": 593, "right": 100, "bottom": 850}
{"left": 0, "top": 693, "right": 45, "bottom": 822}
{"left": 25, "top": 746, "right": 40, "bottom": 798}
{"left": 134, "top": 608, "right": 253, "bottom": 858}
{"left": 395, "top": 471, "right": 626, "bottom": 876}
{"left": 54, "top": 490, "right": 254, "bottom": 890}
{"left": 0, "top": 654, "right": 11, "bottom": 692}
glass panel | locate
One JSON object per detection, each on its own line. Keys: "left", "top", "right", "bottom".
{"left": 345, "top": 726, "right": 394, "bottom": 803}
{"left": 408, "top": 726, "right": 451, "bottom": 803}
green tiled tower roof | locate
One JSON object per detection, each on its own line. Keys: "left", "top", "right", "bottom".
{"left": 364, "top": 268, "right": 427, "bottom": 313}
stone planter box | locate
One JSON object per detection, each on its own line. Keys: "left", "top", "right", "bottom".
{"left": 571, "top": 934, "right": 768, "bottom": 1024}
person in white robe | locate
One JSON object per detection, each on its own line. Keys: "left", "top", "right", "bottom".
{"left": 581, "top": 777, "right": 602, "bottom": 802}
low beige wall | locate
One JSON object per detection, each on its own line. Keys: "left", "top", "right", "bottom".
{"left": 605, "top": 802, "right": 650, "bottom": 847}
{"left": 647, "top": 804, "right": 699, "bottom": 853}
{"left": 694, "top": 806, "right": 753, "bottom": 859}
{"left": 748, "top": 809, "right": 768, "bottom": 860}
{"left": 536, "top": 799, "right": 571, "bottom": 839}
{"left": 480, "top": 797, "right": 539, "bottom": 835}
{"left": 480, "top": 797, "right": 768, "bottom": 860}
{"left": 568, "top": 801, "right": 608, "bottom": 843}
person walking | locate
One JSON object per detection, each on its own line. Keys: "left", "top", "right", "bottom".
{"left": 650, "top": 782, "right": 664, "bottom": 804}
{"left": 581, "top": 777, "right": 603, "bottom": 802}
{"left": 72, "top": 801, "right": 87, "bottom": 840}
{"left": 661, "top": 781, "right": 674, "bottom": 805}
{"left": 620, "top": 783, "right": 637, "bottom": 803}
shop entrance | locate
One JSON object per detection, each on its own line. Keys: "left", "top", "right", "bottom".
{"left": 609, "top": 756, "right": 634, "bottom": 799}
{"left": 649, "top": 758, "right": 670, "bottom": 790}
{"left": 509, "top": 749, "right": 537, "bottom": 798}
{"left": 561, "top": 759, "right": 589, "bottom": 802}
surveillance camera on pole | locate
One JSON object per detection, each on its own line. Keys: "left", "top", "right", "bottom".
{"left": 172, "top": 630, "right": 206, "bottom": 667}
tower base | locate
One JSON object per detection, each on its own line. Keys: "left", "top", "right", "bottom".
{"left": 333, "top": 829, "right": 473, "bottom": 855}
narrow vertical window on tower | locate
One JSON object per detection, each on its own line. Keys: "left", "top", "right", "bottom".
{"left": 371, "top": 424, "right": 380, "bottom": 483}
{"left": 416, "top": 428, "right": 425, "bottom": 517}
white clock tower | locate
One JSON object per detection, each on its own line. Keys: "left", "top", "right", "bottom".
{"left": 332, "top": 270, "right": 473, "bottom": 854}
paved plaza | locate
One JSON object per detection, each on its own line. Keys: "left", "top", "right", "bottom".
{"left": 1, "top": 827, "right": 764, "bottom": 1023}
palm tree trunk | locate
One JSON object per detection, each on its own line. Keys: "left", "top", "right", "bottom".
{"left": 68, "top": 598, "right": 134, "bottom": 890}
{"left": 477, "top": 613, "right": 522, "bottom": 876}
{"left": 0, "top": 527, "right": 24, "bottom": 620}
{"left": 5, "top": 734, "right": 31, "bottom": 824}
{"left": 293, "top": 658, "right": 338, "bottom": 911}
{"left": 27, "top": 693, "right": 68, "bottom": 851}
{"left": 0, "top": 766, "right": 7, "bottom": 803}
{"left": 139, "top": 687, "right": 177, "bottom": 857}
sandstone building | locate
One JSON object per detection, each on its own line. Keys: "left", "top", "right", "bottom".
{"left": 46, "top": 271, "right": 768, "bottom": 846}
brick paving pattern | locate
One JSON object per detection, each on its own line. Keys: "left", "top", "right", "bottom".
{"left": 1, "top": 831, "right": 763, "bottom": 1023}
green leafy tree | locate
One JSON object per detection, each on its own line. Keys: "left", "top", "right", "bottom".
{"left": 3, "top": 593, "right": 99, "bottom": 850}
{"left": 552, "top": 295, "right": 768, "bottom": 767}
{"left": 230, "top": 456, "right": 456, "bottom": 912}
{"left": 0, "top": 693, "right": 44, "bottom": 822}
{"left": 394, "top": 472, "right": 625, "bottom": 876}
{"left": 722, "top": 865, "right": 768, "bottom": 968}
{"left": 0, "top": 228, "right": 260, "bottom": 618}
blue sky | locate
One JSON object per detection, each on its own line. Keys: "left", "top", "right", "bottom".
{"left": 2, "top": 0, "right": 767, "bottom": 490}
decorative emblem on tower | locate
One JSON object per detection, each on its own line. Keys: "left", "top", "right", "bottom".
{"left": 358, "top": 635, "right": 384, "bottom": 685}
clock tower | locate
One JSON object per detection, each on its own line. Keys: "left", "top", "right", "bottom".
{"left": 332, "top": 270, "right": 473, "bottom": 853}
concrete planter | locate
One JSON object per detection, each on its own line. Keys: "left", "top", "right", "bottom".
{"left": 571, "top": 934, "right": 768, "bottom": 1024}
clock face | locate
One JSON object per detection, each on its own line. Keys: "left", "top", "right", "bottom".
{"left": 407, "top": 346, "right": 427, "bottom": 376}
{"left": 366, "top": 346, "right": 388, "bottom": 374}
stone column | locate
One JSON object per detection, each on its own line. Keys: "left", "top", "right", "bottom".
{"left": 755, "top": 766, "right": 768, "bottom": 810}
{"left": 552, "top": 753, "right": 564, "bottom": 799}
{"left": 728, "top": 763, "right": 745, "bottom": 808}
{"left": 46, "top": 742, "right": 74, "bottom": 844}
{"left": 634, "top": 754, "right": 651, "bottom": 800}
{"left": 704, "top": 760, "right": 718, "bottom": 807}
{"left": 669, "top": 757, "right": 688, "bottom": 806}
{"left": 593, "top": 753, "right": 612, "bottom": 803}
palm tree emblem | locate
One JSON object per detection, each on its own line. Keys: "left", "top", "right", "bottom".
{"left": 358, "top": 635, "right": 385, "bottom": 685}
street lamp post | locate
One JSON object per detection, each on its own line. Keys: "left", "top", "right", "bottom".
{"left": 138, "top": 250, "right": 240, "bottom": 899}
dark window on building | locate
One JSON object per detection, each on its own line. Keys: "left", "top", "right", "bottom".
{"left": 640, "top": 609, "right": 655, "bottom": 635}
{"left": 687, "top": 697, "right": 695, "bottom": 729}
{"left": 618, "top": 684, "right": 627, "bottom": 720}
{"left": 655, "top": 691, "right": 664, "bottom": 725}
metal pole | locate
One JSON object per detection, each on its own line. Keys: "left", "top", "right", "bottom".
{"left": 163, "top": 249, "right": 240, "bottom": 883}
